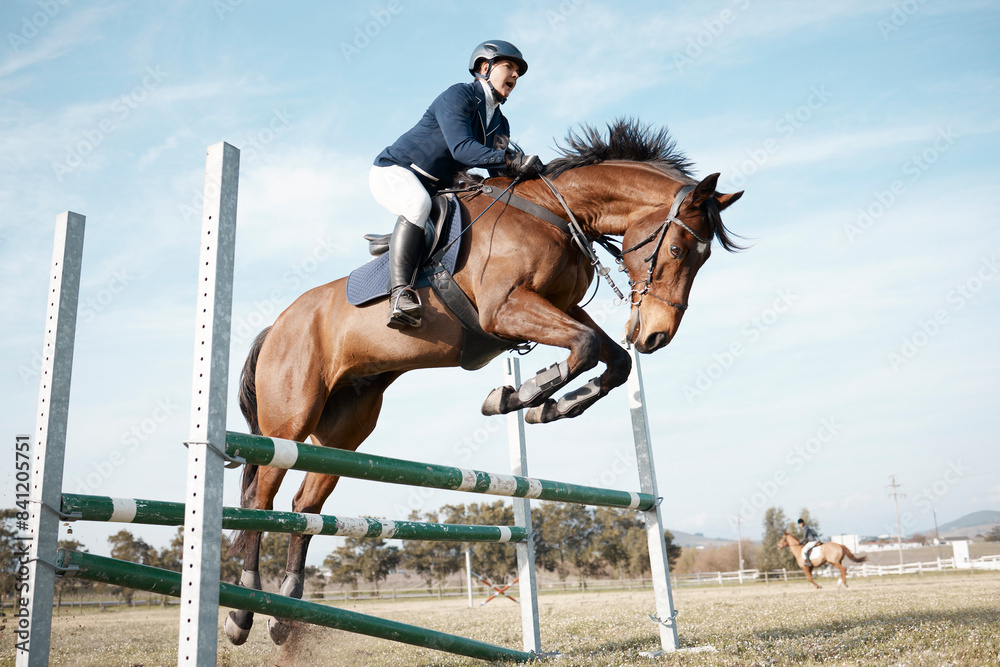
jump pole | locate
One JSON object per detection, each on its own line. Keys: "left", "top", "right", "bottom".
{"left": 627, "top": 345, "right": 680, "bottom": 654}
{"left": 505, "top": 357, "right": 542, "bottom": 654}
{"left": 60, "top": 493, "right": 527, "bottom": 542}
{"left": 178, "top": 141, "right": 240, "bottom": 665}
{"left": 57, "top": 549, "right": 534, "bottom": 663}
{"left": 17, "top": 212, "right": 85, "bottom": 667}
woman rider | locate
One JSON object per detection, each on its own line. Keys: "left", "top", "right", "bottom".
{"left": 370, "top": 40, "right": 543, "bottom": 329}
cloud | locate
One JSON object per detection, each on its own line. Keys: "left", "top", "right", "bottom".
{"left": 0, "top": 4, "right": 116, "bottom": 78}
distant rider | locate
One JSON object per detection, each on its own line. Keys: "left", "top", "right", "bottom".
{"left": 370, "top": 40, "right": 544, "bottom": 329}
{"left": 798, "top": 518, "right": 821, "bottom": 566}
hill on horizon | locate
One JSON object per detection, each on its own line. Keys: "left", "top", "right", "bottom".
{"left": 914, "top": 509, "right": 1000, "bottom": 539}
{"left": 669, "top": 529, "right": 733, "bottom": 549}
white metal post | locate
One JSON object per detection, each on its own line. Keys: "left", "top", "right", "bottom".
{"left": 18, "top": 212, "right": 85, "bottom": 667}
{"left": 465, "top": 549, "right": 474, "bottom": 607}
{"left": 505, "top": 357, "right": 541, "bottom": 655}
{"left": 626, "top": 346, "right": 680, "bottom": 653}
{"left": 178, "top": 142, "right": 239, "bottom": 666}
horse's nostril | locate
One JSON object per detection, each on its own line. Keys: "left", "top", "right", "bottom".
{"left": 643, "top": 332, "right": 669, "bottom": 351}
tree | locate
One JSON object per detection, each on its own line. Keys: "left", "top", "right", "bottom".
{"left": 534, "top": 501, "right": 594, "bottom": 581}
{"left": 399, "top": 510, "right": 463, "bottom": 592}
{"left": 592, "top": 507, "right": 639, "bottom": 579}
{"left": 324, "top": 532, "right": 400, "bottom": 594}
{"left": 663, "top": 530, "right": 682, "bottom": 571}
{"left": 445, "top": 502, "right": 517, "bottom": 584}
{"left": 107, "top": 530, "right": 154, "bottom": 604}
{"left": 758, "top": 507, "right": 796, "bottom": 572}
{"left": 0, "top": 509, "right": 21, "bottom": 611}
{"left": 258, "top": 531, "right": 290, "bottom": 583}
{"left": 984, "top": 525, "right": 1000, "bottom": 543}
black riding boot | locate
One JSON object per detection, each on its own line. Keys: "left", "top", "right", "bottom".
{"left": 387, "top": 217, "right": 426, "bottom": 329}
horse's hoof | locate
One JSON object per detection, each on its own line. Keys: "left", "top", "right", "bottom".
{"left": 224, "top": 612, "right": 252, "bottom": 645}
{"left": 525, "top": 400, "right": 557, "bottom": 424}
{"left": 481, "top": 385, "right": 515, "bottom": 415}
{"left": 268, "top": 617, "right": 294, "bottom": 645}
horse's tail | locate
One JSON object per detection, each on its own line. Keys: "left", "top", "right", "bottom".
{"left": 842, "top": 545, "right": 867, "bottom": 563}
{"left": 230, "top": 326, "right": 270, "bottom": 559}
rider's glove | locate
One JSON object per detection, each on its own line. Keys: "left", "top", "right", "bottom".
{"left": 506, "top": 152, "right": 544, "bottom": 178}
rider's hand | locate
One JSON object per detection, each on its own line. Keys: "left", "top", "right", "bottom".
{"left": 506, "top": 152, "right": 544, "bottom": 178}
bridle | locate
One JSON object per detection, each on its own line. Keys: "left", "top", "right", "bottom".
{"left": 457, "top": 175, "right": 711, "bottom": 312}
{"left": 619, "top": 184, "right": 709, "bottom": 311}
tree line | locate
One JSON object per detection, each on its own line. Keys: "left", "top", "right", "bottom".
{"left": 0, "top": 502, "right": 681, "bottom": 603}
{"left": 323, "top": 500, "right": 682, "bottom": 592}
{"left": 6, "top": 503, "right": 922, "bottom": 603}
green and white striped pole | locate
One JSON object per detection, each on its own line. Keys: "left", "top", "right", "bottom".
{"left": 226, "top": 431, "right": 655, "bottom": 511}
{"left": 60, "top": 494, "right": 525, "bottom": 543}
{"left": 57, "top": 550, "right": 534, "bottom": 663}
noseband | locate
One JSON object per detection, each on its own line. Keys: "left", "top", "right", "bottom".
{"left": 620, "top": 185, "right": 708, "bottom": 311}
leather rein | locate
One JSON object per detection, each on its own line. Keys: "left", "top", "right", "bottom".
{"left": 470, "top": 177, "right": 707, "bottom": 312}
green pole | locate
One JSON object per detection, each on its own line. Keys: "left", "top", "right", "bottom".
{"left": 57, "top": 550, "right": 533, "bottom": 663}
{"left": 60, "top": 494, "right": 525, "bottom": 543}
{"left": 226, "top": 431, "right": 656, "bottom": 510}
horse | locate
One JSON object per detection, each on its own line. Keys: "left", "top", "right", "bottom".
{"left": 224, "top": 119, "right": 745, "bottom": 645}
{"left": 777, "top": 532, "right": 867, "bottom": 588}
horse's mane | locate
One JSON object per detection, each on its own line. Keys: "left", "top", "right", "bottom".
{"left": 454, "top": 118, "right": 744, "bottom": 252}
{"left": 544, "top": 118, "right": 695, "bottom": 180}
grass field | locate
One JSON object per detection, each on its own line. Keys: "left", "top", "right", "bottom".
{"left": 3, "top": 572, "right": 999, "bottom": 666}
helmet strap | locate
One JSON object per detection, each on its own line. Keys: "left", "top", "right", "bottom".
{"left": 475, "top": 59, "right": 508, "bottom": 105}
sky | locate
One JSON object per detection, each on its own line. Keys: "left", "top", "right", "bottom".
{"left": 2, "top": 1, "right": 999, "bottom": 568}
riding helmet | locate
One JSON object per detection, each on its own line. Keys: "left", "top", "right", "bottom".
{"left": 469, "top": 40, "right": 528, "bottom": 77}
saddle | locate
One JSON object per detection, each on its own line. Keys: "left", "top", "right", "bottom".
{"left": 346, "top": 193, "right": 521, "bottom": 370}
{"left": 362, "top": 194, "right": 453, "bottom": 257}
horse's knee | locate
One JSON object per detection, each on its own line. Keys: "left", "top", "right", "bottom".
{"left": 573, "top": 330, "right": 602, "bottom": 372}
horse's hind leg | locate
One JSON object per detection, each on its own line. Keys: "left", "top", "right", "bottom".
{"left": 834, "top": 561, "right": 848, "bottom": 587}
{"left": 267, "top": 373, "right": 397, "bottom": 645}
{"left": 224, "top": 464, "right": 289, "bottom": 644}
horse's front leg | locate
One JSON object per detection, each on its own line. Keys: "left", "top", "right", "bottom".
{"left": 522, "top": 305, "right": 631, "bottom": 424}
{"left": 803, "top": 566, "right": 821, "bottom": 589}
{"left": 480, "top": 289, "right": 611, "bottom": 422}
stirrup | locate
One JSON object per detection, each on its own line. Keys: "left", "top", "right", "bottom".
{"left": 388, "top": 287, "right": 423, "bottom": 329}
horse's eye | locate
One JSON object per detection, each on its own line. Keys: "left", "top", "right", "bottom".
{"left": 670, "top": 245, "right": 683, "bottom": 259}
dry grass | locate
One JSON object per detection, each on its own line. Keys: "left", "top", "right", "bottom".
{"left": 3, "top": 572, "right": 999, "bottom": 666}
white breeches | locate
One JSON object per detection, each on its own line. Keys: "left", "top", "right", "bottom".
{"left": 369, "top": 165, "right": 432, "bottom": 228}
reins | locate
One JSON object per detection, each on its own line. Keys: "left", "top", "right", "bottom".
{"left": 443, "top": 175, "right": 706, "bottom": 312}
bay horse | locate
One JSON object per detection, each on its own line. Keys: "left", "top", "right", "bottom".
{"left": 224, "top": 119, "right": 745, "bottom": 645}
{"left": 778, "top": 532, "right": 868, "bottom": 588}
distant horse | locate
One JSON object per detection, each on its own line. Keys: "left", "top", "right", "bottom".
{"left": 225, "top": 119, "right": 745, "bottom": 645}
{"left": 778, "top": 532, "right": 867, "bottom": 588}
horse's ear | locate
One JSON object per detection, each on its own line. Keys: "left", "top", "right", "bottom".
{"left": 690, "top": 173, "right": 720, "bottom": 207}
{"left": 716, "top": 190, "right": 744, "bottom": 211}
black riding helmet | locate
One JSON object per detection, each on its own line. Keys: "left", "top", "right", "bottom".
{"left": 469, "top": 40, "right": 528, "bottom": 77}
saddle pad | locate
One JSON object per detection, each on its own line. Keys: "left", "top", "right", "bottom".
{"left": 346, "top": 195, "right": 461, "bottom": 306}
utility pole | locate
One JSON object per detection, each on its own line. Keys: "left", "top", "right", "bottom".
{"left": 933, "top": 508, "right": 942, "bottom": 560}
{"left": 734, "top": 515, "right": 745, "bottom": 583}
{"left": 887, "top": 475, "right": 905, "bottom": 569}
{"left": 736, "top": 516, "right": 744, "bottom": 571}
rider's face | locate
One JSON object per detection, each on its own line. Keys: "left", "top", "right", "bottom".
{"left": 484, "top": 59, "right": 518, "bottom": 98}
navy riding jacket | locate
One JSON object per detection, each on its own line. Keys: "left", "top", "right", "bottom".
{"left": 802, "top": 525, "right": 819, "bottom": 543}
{"left": 375, "top": 81, "right": 510, "bottom": 192}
